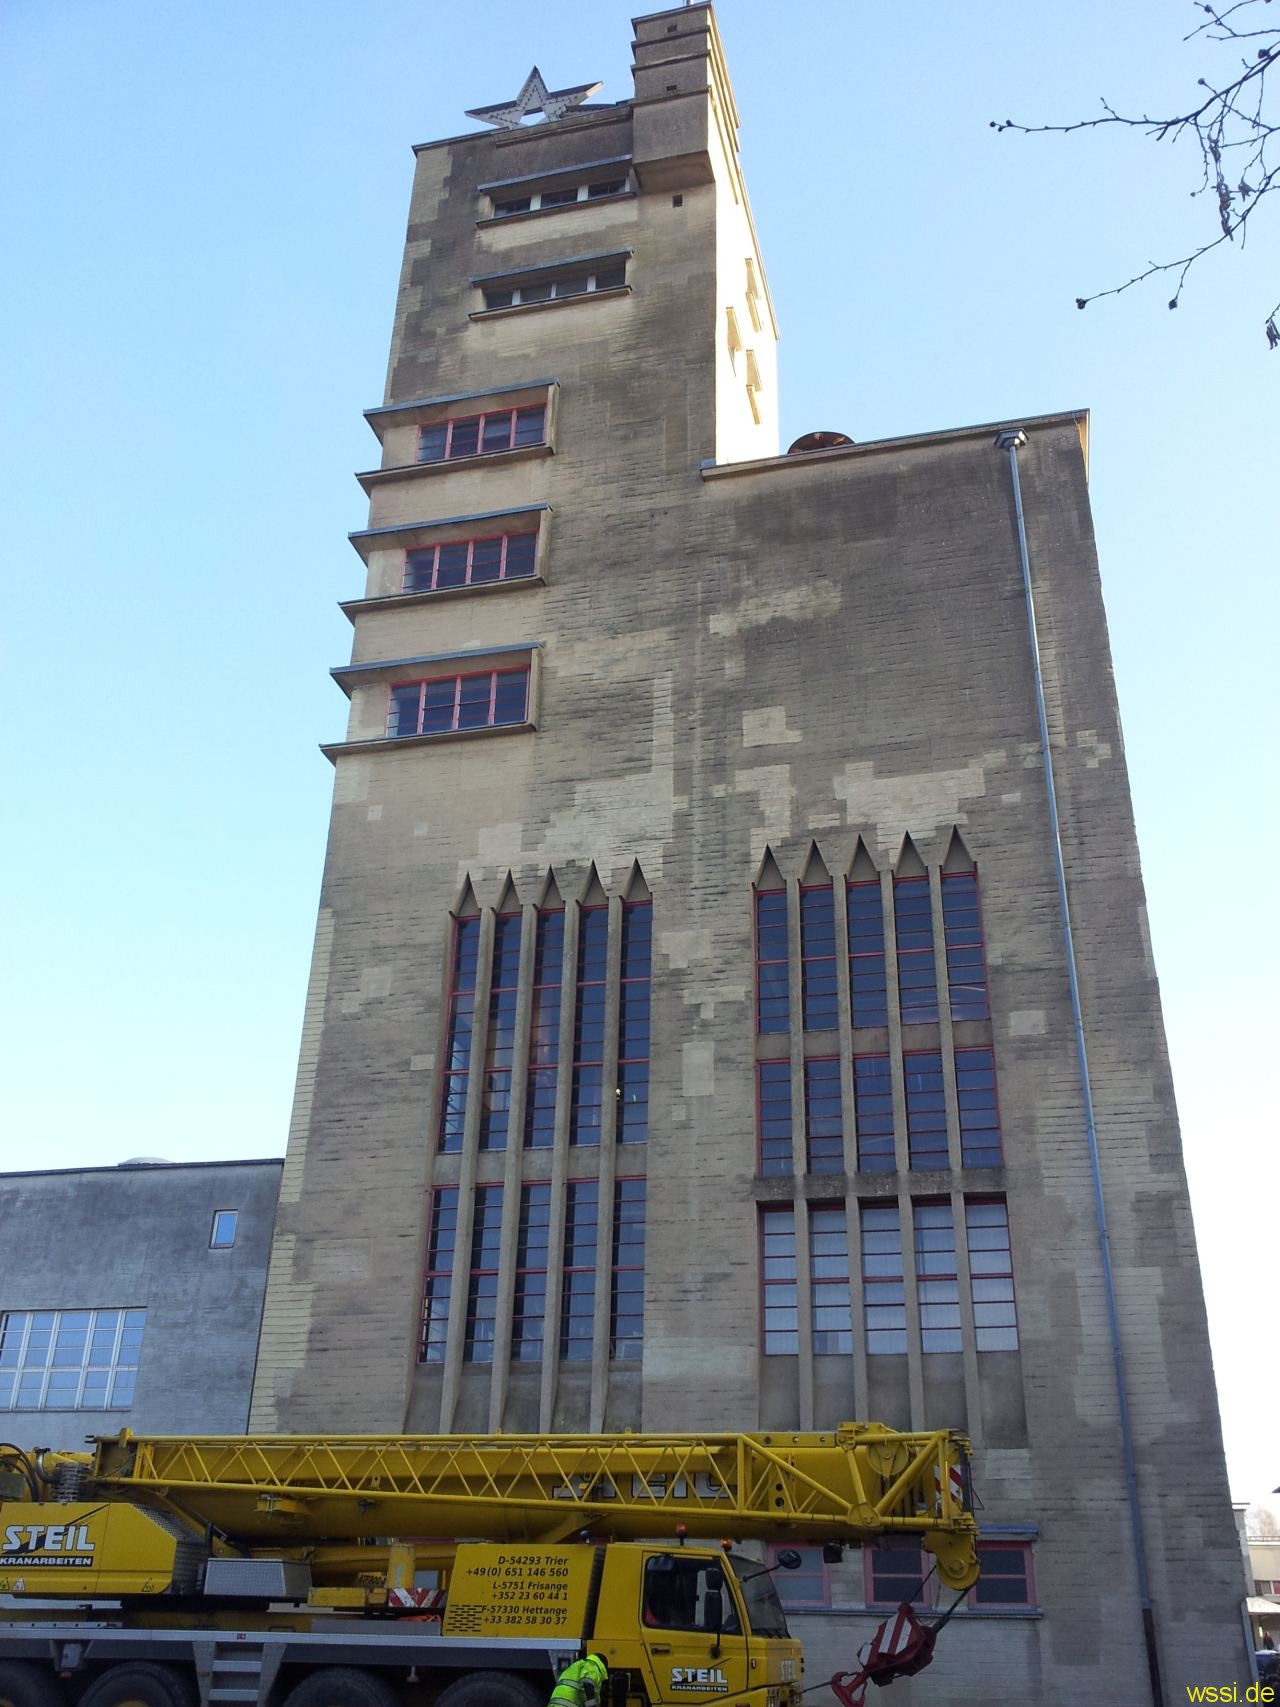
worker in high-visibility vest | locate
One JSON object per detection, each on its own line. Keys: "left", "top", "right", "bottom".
{"left": 549, "top": 1653, "right": 608, "bottom": 1707}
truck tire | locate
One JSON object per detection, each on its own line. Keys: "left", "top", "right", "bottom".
{"left": 435, "top": 1673, "right": 543, "bottom": 1707}
{"left": 77, "top": 1666, "right": 196, "bottom": 1707}
{"left": 280, "top": 1671, "right": 401, "bottom": 1707}
{"left": 0, "top": 1662, "right": 66, "bottom": 1707}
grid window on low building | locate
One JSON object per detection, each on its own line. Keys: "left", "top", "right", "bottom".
{"left": 570, "top": 907, "right": 609, "bottom": 1146}
{"left": 860, "top": 1203, "right": 906, "bottom": 1354}
{"left": 760, "top": 1207, "right": 798, "bottom": 1354}
{"left": 894, "top": 875, "right": 939, "bottom": 1025}
{"left": 479, "top": 913, "right": 522, "bottom": 1151}
{"left": 755, "top": 889, "right": 790, "bottom": 1034}
{"left": 388, "top": 668, "right": 529, "bottom": 738}
{"left": 0, "top": 1308, "right": 145, "bottom": 1412}
{"left": 913, "top": 1200, "right": 962, "bottom": 1352}
{"left": 524, "top": 909, "right": 564, "bottom": 1149}
{"left": 420, "top": 1187, "right": 459, "bottom": 1363}
{"left": 439, "top": 917, "right": 480, "bottom": 1153}
{"left": 417, "top": 404, "right": 546, "bottom": 463}
{"left": 966, "top": 1198, "right": 1019, "bottom": 1350}
{"left": 847, "top": 879, "right": 889, "bottom": 1028}
{"left": 560, "top": 1180, "right": 599, "bottom": 1360}
{"left": 799, "top": 884, "right": 838, "bottom": 1030}
{"left": 905, "top": 1051, "right": 949, "bottom": 1170}
{"left": 942, "top": 871, "right": 990, "bottom": 1022}
{"left": 403, "top": 529, "right": 537, "bottom": 593}
{"left": 512, "top": 1183, "right": 551, "bottom": 1362}
{"left": 804, "top": 1057, "right": 844, "bottom": 1174}
{"left": 956, "top": 1048, "right": 1002, "bottom": 1167}
{"left": 463, "top": 1185, "right": 504, "bottom": 1363}
{"left": 611, "top": 1178, "right": 646, "bottom": 1359}
{"left": 758, "top": 1059, "right": 793, "bottom": 1176}
{"left": 617, "top": 900, "right": 651, "bottom": 1144}
{"left": 809, "top": 1204, "right": 852, "bottom": 1354}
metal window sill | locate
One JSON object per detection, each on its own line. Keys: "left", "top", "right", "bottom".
{"left": 321, "top": 721, "right": 536, "bottom": 763}
{"left": 470, "top": 285, "right": 632, "bottom": 322}
{"left": 341, "top": 577, "right": 546, "bottom": 622}
{"left": 356, "top": 441, "right": 552, "bottom": 494}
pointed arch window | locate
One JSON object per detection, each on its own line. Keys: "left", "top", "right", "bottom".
{"left": 755, "top": 889, "right": 790, "bottom": 1034}
{"left": 479, "top": 912, "right": 522, "bottom": 1151}
{"left": 799, "top": 883, "right": 838, "bottom": 1030}
{"left": 524, "top": 908, "right": 564, "bottom": 1149}
{"left": 942, "top": 870, "right": 990, "bottom": 1021}
{"left": 617, "top": 899, "right": 651, "bottom": 1144}
{"left": 894, "top": 874, "right": 939, "bottom": 1025}
{"left": 438, "top": 916, "right": 481, "bottom": 1153}
{"left": 846, "top": 877, "right": 889, "bottom": 1028}
{"left": 570, "top": 906, "right": 609, "bottom": 1146}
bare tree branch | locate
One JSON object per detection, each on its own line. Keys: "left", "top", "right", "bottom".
{"left": 992, "top": 0, "right": 1280, "bottom": 346}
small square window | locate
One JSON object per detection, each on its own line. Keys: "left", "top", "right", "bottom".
{"left": 210, "top": 1210, "right": 238, "bottom": 1249}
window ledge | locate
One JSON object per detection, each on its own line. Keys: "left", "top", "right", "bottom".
{"left": 341, "top": 577, "right": 545, "bottom": 623}
{"left": 321, "top": 721, "right": 535, "bottom": 763}
{"left": 476, "top": 192, "right": 636, "bottom": 228}
{"left": 470, "top": 285, "right": 632, "bottom": 323}
{"left": 791, "top": 1606, "right": 1041, "bottom": 1622}
{"left": 355, "top": 440, "right": 551, "bottom": 495}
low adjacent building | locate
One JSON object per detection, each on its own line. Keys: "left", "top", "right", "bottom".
{"left": 0, "top": 1158, "right": 281, "bottom": 1451}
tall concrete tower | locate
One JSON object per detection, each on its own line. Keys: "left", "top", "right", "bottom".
{"left": 251, "top": 8, "right": 1246, "bottom": 1701}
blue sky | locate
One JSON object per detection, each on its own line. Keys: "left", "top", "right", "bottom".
{"left": 2, "top": 1, "right": 1275, "bottom": 1498}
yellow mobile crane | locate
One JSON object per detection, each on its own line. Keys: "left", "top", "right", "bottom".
{"left": 0, "top": 1426, "right": 977, "bottom": 1707}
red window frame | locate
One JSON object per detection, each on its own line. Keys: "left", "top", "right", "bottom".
{"left": 478, "top": 912, "right": 522, "bottom": 1152}
{"left": 754, "top": 888, "right": 790, "bottom": 1034}
{"left": 610, "top": 1176, "right": 646, "bottom": 1359}
{"left": 463, "top": 1184, "right": 504, "bottom": 1363}
{"left": 403, "top": 529, "right": 538, "bottom": 594}
{"left": 853, "top": 1053, "right": 895, "bottom": 1172}
{"left": 865, "top": 1543, "right": 929, "bottom": 1607}
{"left": 560, "top": 1179, "right": 599, "bottom": 1360}
{"left": 616, "top": 900, "right": 651, "bottom": 1145}
{"left": 799, "top": 883, "right": 838, "bottom": 1031}
{"left": 893, "top": 875, "right": 939, "bottom": 1025}
{"left": 387, "top": 667, "right": 529, "bottom": 738}
{"left": 809, "top": 1202, "right": 852, "bottom": 1355}
{"left": 912, "top": 1199, "right": 962, "bottom": 1352}
{"left": 968, "top": 1541, "right": 1034, "bottom": 1607}
{"left": 512, "top": 1182, "right": 551, "bottom": 1362}
{"left": 965, "top": 1197, "right": 1019, "bottom": 1350}
{"left": 570, "top": 905, "right": 608, "bottom": 1147}
{"left": 846, "top": 878, "right": 888, "bottom": 1028}
{"left": 941, "top": 870, "right": 991, "bottom": 1022}
{"left": 756, "top": 1059, "right": 793, "bottom": 1177}
{"left": 803, "top": 1056, "right": 844, "bottom": 1174}
{"left": 419, "top": 1186, "right": 459, "bottom": 1362}
{"left": 860, "top": 1202, "right": 906, "bottom": 1355}
{"left": 904, "top": 1050, "right": 949, "bottom": 1170}
{"left": 524, "top": 909, "right": 564, "bottom": 1150}
{"left": 438, "top": 916, "right": 480, "bottom": 1153}
{"left": 416, "top": 403, "right": 546, "bottom": 464}
{"left": 955, "top": 1047, "right": 1002, "bottom": 1167}
{"left": 768, "top": 1544, "right": 830, "bottom": 1609}
{"left": 760, "top": 1206, "right": 798, "bottom": 1354}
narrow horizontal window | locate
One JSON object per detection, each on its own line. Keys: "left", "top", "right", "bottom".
{"left": 404, "top": 529, "right": 538, "bottom": 594}
{"left": 387, "top": 667, "right": 529, "bottom": 738}
{"left": 491, "top": 178, "right": 627, "bottom": 217}
{"left": 417, "top": 404, "right": 546, "bottom": 464}
{"left": 483, "top": 264, "right": 627, "bottom": 310}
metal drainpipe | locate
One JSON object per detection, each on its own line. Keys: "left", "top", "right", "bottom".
{"left": 994, "top": 428, "right": 1165, "bottom": 1707}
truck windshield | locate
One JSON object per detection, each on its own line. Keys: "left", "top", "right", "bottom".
{"left": 727, "top": 1553, "right": 790, "bottom": 1639}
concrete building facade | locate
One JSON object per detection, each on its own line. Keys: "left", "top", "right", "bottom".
{"left": 250, "top": 9, "right": 1245, "bottom": 1702}
{"left": 1, "top": 1158, "right": 281, "bottom": 1451}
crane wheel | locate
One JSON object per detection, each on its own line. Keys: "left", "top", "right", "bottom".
{"left": 281, "top": 1670, "right": 400, "bottom": 1707}
{"left": 77, "top": 1665, "right": 196, "bottom": 1707}
{"left": 435, "top": 1673, "right": 544, "bottom": 1707}
{"left": 0, "top": 1661, "right": 67, "bottom": 1707}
